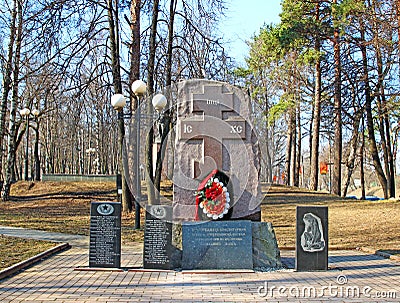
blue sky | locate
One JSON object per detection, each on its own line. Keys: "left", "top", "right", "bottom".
{"left": 222, "top": 0, "right": 282, "bottom": 64}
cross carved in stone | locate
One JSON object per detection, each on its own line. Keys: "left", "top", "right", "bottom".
{"left": 178, "top": 85, "right": 246, "bottom": 179}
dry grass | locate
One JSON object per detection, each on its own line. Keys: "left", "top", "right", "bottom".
{"left": 0, "top": 181, "right": 145, "bottom": 269}
{"left": 1, "top": 181, "right": 144, "bottom": 244}
{"left": 262, "top": 184, "right": 400, "bottom": 251}
{"left": 1, "top": 180, "right": 400, "bottom": 270}
{"left": 0, "top": 235, "right": 56, "bottom": 270}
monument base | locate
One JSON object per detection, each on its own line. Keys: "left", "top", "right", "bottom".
{"left": 169, "top": 220, "right": 281, "bottom": 271}
{"left": 252, "top": 222, "right": 282, "bottom": 270}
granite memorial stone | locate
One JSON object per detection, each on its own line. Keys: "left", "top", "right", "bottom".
{"left": 173, "top": 80, "right": 262, "bottom": 221}
{"left": 89, "top": 202, "right": 121, "bottom": 268}
{"left": 296, "top": 206, "right": 328, "bottom": 271}
{"left": 182, "top": 220, "right": 253, "bottom": 270}
{"left": 143, "top": 205, "right": 173, "bottom": 269}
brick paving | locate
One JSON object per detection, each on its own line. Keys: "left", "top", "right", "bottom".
{"left": 0, "top": 228, "right": 400, "bottom": 302}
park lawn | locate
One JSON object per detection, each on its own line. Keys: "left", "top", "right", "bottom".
{"left": 0, "top": 181, "right": 145, "bottom": 244}
{"left": 0, "top": 235, "right": 57, "bottom": 270}
{"left": 262, "top": 184, "right": 400, "bottom": 251}
{"left": 0, "top": 181, "right": 399, "bottom": 254}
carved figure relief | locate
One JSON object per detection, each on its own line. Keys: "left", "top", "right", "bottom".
{"left": 301, "top": 213, "right": 325, "bottom": 252}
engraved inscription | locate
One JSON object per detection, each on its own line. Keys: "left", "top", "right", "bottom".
{"left": 206, "top": 99, "right": 220, "bottom": 105}
{"left": 230, "top": 124, "right": 243, "bottom": 134}
{"left": 192, "top": 226, "right": 247, "bottom": 246}
{"left": 179, "top": 119, "right": 246, "bottom": 140}
{"left": 183, "top": 124, "right": 193, "bottom": 134}
{"left": 144, "top": 219, "right": 170, "bottom": 265}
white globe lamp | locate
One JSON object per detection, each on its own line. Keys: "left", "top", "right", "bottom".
{"left": 152, "top": 94, "right": 167, "bottom": 112}
{"left": 111, "top": 94, "right": 126, "bottom": 111}
{"left": 131, "top": 80, "right": 147, "bottom": 96}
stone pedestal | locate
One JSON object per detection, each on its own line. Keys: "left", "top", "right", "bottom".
{"left": 170, "top": 220, "right": 281, "bottom": 271}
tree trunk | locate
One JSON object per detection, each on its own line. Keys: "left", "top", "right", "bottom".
{"left": 165, "top": 0, "right": 176, "bottom": 88}
{"left": 310, "top": 50, "right": 322, "bottom": 190}
{"left": 295, "top": 101, "right": 301, "bottom": 187}
{"left": 360, "top": 27, "right": 388, "bottom": 199}
{"left": 342, "top": 109, "right": 362, "bottom": 197}
{"left": 108, "top": 0, "right": 122, "bottom": 93}
{"left": 264, "top": 92, "right": 272, "bottom": 183}
{"left": 289, "top": 108, "right": 296, "bottom": 187}
{"left": 376, "top": 47, "right": 395, "bottom": 197}
{"left": 129, "top": 0, "right": 141, "bottom": 214}
{"left": 107, "top": 0, "right": 132, "bottom": 212}
{"left": 0, "top": 0, "right": 18, "bottom": 190}
{"left": 360, "top": 115, "right": 366, "bottom": 200}
{"left": 2, "top": 0, "right": 22, "bottom": 201}
{"left": 309, "top": 2, "right": 321, "bottom": 191}
{"left": 285, "top": 112, "right": 293, "bottom": 186}
{"left": 332, "top": 4, "right": 342, "bottom": 196}
{"left": 154, "top": 112, "right": 172, "bottom": 202}
{"left": 130, "top": 0, "right": 141, "bottom": 82}
{"left": 145, "top": 0, "right": 160, "bottom": 205}
{"left": 154, "top": 0, "right": 176, "bottom": 202}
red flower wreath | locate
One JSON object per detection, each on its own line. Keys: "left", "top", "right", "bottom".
{"left": 195, "top": 169, "right": 230, "bottom": 220}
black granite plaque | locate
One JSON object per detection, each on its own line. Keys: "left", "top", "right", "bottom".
{"left": 296, "top": 206, "right": 328, "bottom": 271}
{"left": 89, "top": 202, "right": 121, "bottom": 268}
{"left": 143, "top": 205, "right": 173, "bottom": 269}
{"left": 182, "top": 220, "right": 253, "bottom": 270}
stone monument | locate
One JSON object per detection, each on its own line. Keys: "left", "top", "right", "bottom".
{"left": 89, "top": 202, "right": 121, "bottom": 268}
{"left": 171, "top": 79, "right": 281, "bottom": 270}
{"left": 173, "top": 80, "right": 262, "bottom": 221}
{"left": 143, "top": 205, "right": 173, "bottom": 270}
{"left": 296, "top": 206, "right": 328, "bottom": 271}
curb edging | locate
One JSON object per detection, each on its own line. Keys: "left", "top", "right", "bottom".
{"left": 0, "top": 242, "right": 71, "bottom": 280}
{"left": 358, "top": 247, "right": 400, "bottom": 262}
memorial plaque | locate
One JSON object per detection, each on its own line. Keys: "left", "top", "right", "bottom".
{"left": 296, "top": 206, "right": 328, "bottom": 271}
{"left": 89, "top": 202, "right": 121, "bottom": 268}
{"left": 143, "top": 205, "right": 173, "bottom": 269}
{"left": 182, "top": 221, "right": 253, "bottom": 270}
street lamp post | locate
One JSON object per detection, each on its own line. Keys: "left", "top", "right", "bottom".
{"left": 131, "top": 80, "right": 146, "bottom": 230}
{"left": 151, "top": 94, "right": 168, "bottom": 204}
{"left": 85, "top": 147, "right": 96, "bottom": 174}
{"left": 20, "top": 108, "right": 31, "bottom": 181}
{"left": 31, "top": 109, "right": 40, "bottom": 181}
{"left": 111, "top": 80, "right": 146, "bottom": 230}
{"left": 19, "top": 108, "right": 40, "bottom": 181}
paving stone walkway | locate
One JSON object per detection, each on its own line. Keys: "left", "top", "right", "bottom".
{"left": 1, "top": 226, "right": 400, "bottom": 302}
